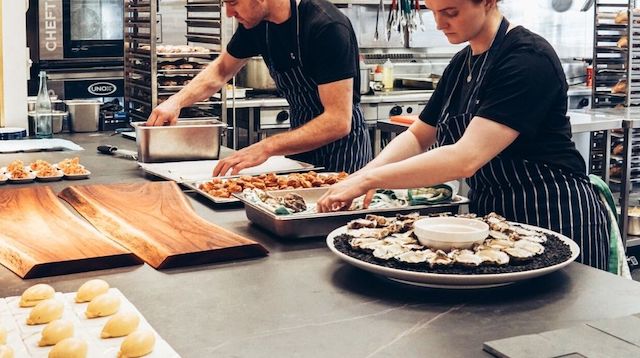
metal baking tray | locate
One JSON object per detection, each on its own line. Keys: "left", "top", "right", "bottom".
{"left": 134, "top": 119, "right": 224, "bottom": 162}
{"left": 234, "top": 187, "right": 470, "bottom": 239}
{"left": 183, "top": 168, "right": 328, "bottom": 204}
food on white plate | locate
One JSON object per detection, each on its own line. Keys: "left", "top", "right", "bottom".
{"left": 75, "top": 279, "right": 110, "bottom": 303}
{"left": 0, "top": 345, "right": 13, "bottom": 358}
{"left": 27, "top": 299, "right": 64, "bottom": 325}
{"left": 19, "top": 283, "right": 55, "bottom": 307}
{"left": 101, "top": 312, "right": 140, "bottom": 338}
{"left": 57, "top": 157, "right": 88, "bottom": 175}
{"left": 36, "top": 165, "right": 60, "bottom": 178}
{"left": 0, "top": 325, "right": 6, "bottom": 344}
{"left": 118, "top": 330, "right": 156, "bottom": 358}
{"left": 85, "top": 292, "right": 120, "bottom": 318}
{"left": 8, "top": 166, "right": 31, "bottom": 180}
{"left": 39, "top": 319, "right": 74, "bottom": 347}
{"left": 6, "top": 160, "right": 24, "bottom": 173}
{"left": 30, "top": 159, "right": 53, "bottom": 171}
{"left": 48, "top": 337, "right": 87, "bottom": 358}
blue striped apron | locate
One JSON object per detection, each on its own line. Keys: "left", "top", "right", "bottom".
{"left": 435, "top": 18, "right": 610, "bottom": 270}
{"left": 263, "top": 0, "right": 372, "bottom": 173}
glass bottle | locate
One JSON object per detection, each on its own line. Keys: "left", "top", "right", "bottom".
{"left": 35, "top": 71, "right": 53, "bottom": 138}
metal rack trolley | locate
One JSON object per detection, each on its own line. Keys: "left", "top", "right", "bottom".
{"left": 123, "top": 0, "right": 225, "bottom": 123}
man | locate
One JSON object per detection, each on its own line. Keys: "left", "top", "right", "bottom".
{"left": 147, "top": 0, "right": 372, "bottom": 175}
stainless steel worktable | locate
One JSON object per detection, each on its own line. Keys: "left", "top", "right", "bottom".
{"left": 1, "top": 133, "right": 640, "bottom": 358}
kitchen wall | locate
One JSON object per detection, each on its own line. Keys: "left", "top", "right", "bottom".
{"left": 158, "top": 0, "right": 594, "bottom": 80}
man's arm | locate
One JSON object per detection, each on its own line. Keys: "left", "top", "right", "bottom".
{"left": 212, "top": 77, "right": 355, "bottom": 176}
{"left": 146, "top": 51, "right": 248, "bottom": 126}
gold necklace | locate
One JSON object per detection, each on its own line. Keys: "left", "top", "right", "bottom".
{"left": 466, "top": 51, "right": 485, "bottom": 83}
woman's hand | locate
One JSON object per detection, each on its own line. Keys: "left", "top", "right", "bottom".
{"left": 316, "top": 174, "right": 375, "bottom": 212}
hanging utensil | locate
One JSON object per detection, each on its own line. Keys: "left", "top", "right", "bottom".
{"left": 387, "top": 0, "right": 397, "bottom": 41}
{"left": 374, "top": 0, "right": 384, "bottom": 41}
{"left": 415, "top": 0, "right": 425, "bottom": 31}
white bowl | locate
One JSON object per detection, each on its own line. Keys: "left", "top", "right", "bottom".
{"left": 413, "top": 217, "right": 489, "bottom": 251}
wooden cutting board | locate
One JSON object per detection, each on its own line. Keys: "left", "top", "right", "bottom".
{"left": 0, "top": 186, "right": 140, "bottom": 278}
{"left": 59, "top": 182, "right": 268, "bottom": 268}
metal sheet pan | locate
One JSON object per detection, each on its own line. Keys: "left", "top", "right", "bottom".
{"left": 234, "top": 187, "right": 470, "bottom": 239}
{"left": 139, "top": 156, "right": 318, "bottom": 183}
{"left": 183, "top": 170, "right": 336, "bottom": 204}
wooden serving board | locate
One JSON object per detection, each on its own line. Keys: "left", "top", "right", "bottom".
{"left": 59, "top": 182, "right": 268, "bottom": 268}
{"left": 0, "top": 186, "right": 140, "bottom": 278}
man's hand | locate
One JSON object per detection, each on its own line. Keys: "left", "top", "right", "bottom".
{"left": 213, "top": 142, "right": 272, "bottom": 176}
{"left": 146, "top": 99, "right": 181, "bottom": 126}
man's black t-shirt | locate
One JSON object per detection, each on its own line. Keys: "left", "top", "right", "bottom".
{"left": 419, "top": 26, "right": 586, "bottom": 175}
{"left": 227, "top": 0, "right": 361, "bottom": 103}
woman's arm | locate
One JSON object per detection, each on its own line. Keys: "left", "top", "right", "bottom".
{"left": 316, "top": 116, "right": 520, "bottom": 212}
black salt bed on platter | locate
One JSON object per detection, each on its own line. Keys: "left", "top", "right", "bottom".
{"left": 333, "top": 233, "right": 573, "bottom": 275}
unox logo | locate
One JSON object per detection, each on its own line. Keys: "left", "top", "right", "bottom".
{"left": 88, "top": 82, "right": 117, "bottom": 96}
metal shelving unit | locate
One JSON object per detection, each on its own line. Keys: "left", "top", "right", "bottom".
{"left": 591, "top": 1, "right": 630, "bottom": 181}
{"left": 124, "top": 0, "right": 223, "bottom": 122}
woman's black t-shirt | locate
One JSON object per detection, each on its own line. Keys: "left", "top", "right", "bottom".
{"left": 419, "top": 26, "right": 586, "bottom": 175}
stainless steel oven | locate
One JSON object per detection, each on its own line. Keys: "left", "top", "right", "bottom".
{"left": 37, "top": 0, "right": 123, "bottom": 62}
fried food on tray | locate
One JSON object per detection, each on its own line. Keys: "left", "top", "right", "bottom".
{"left": 199, "top": 171, "right": 348, "bottom": 199}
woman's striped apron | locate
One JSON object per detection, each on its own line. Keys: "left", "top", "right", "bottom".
{"left": 264, "top": 0, "right": 372, "bottom": 173}
{"left": 435, "top": 18, "right": 610, "bottom": 270}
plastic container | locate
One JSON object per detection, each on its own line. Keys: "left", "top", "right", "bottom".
{"left": 382, "top": 59, "right": 394, "bottom": 90}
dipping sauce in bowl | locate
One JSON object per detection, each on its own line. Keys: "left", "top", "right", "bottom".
{"left": 413, "top": 217, "right": 490, "bottom": 251}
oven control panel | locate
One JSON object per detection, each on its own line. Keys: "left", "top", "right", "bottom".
{"left": 260, "top": 107, "right": 291, "bottom": 129}
{"left": 377, "top": 102, "right": 427, "bottom": 119}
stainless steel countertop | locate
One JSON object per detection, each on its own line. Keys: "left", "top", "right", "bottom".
{"left": 1, "top": 133, "right": 640, "bottom": 357}
{"left": 567, "top": 85, "right": 592, "bottom": 97}
{"left": 377, "top": 109, "right": 623, "bottom": 134}
{"left": 568, "top": 107, "right": 640, "bottom": 129}
{"left": 225, "top": 90, "right": 433, "bottom": 109}
{"left": 225, "top": 85, "right": 590, "bottom": 110}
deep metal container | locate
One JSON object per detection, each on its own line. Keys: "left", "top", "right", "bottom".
{"left": 236, "top": 57, "right": 277, "bottom": 90}
{"left": 134, "top": 119, "right": 225, "bottom": 163}
{"left": 65, "top": 99, "right": 101, "bottom": 132}
{"left": 234, "top": 187, "right": 469, "bottom": 239}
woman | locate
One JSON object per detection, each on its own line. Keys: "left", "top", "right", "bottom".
{"left": 317, "top": 0, "right": 611, "bottom": 270}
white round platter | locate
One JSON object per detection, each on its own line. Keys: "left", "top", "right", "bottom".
{"left": 326, "top": 222, "right": 580, "bottom": 289}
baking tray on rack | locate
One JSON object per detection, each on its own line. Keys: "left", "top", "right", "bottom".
{"left": 233, "top": 187, "right": 470, "bottom": 239}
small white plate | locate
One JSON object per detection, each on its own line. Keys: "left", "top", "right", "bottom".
{"left": 0, "top": 174, "right": 7, "bottom": 184}
{"left": 36, "top": 169, "right": 64, "bottom": 182}
{"left": 326, "top": 222, "right": 580, "bottom": 289}
{"left": 7, "top": 171, "right": 36, "bottom": 184}
{"left": 63, "top": 169, "right": 91, "bottom": 180}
